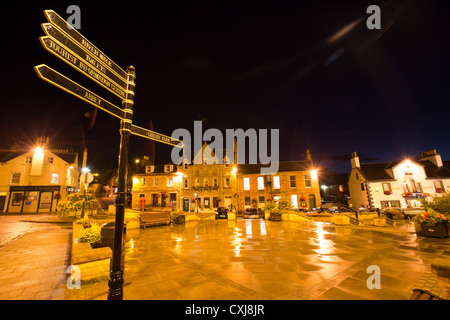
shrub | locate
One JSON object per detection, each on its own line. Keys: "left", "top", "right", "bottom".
{"left": 78, "top": 223, "right": 101, "bottom": 245}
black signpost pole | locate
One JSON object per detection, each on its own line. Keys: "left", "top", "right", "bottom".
{"left": 108, "top": 65, "right": 136, "bottom": 300}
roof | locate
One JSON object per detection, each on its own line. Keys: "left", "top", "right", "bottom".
{"left": 237, "top": 160, "right": 312, "bottom": 175}
{"left": 0, "top": 150, "right": 78, "bottom": 165}
{"left": 418, "top": 160, "right": 450, "bottom": 178}
{"left": 358, "top": 158, "right": 450, "bottom": 181}
{"left": 359, "top": 163, "right": 395, "bottom": 180}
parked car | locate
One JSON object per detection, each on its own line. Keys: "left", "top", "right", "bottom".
{"left": 243, "top": 208, "right": 264, "bottom": 219}
{"left": 215, "top": 207, "right": 229, "bottom": 220}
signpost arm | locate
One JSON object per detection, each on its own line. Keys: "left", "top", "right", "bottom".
{"left": 108, "top": 65, "right": 136, "bottom": 300}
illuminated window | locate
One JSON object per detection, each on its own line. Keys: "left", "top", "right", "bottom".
{"left": 167, "top": 177, "right": 173, "bottom": 187}
{"left": 304, "top": 174, "right": 311, "bottom": 187}
{"left": 243, "top": 177, "right": 250, "bottom": 190}
{"left": 183, "top": 179, "right": 189, "bottom": 189}
{"left": 404, "top": 166, "right": 412, "bottom": 175}
{"left": 213, "top": 178, "right": 218, "bottom": 187}
{"left": 154, "top": 177, "right": 158, "bottom": 187}
{"left": 273, "top": 176, "right": 280, "bottom": 189}
{"left": 224, "top": 177, "right": 230, "bottom": 187}
{"left": 257, "top": 177, "right": 264, "bottom": 190}
{"left": 141, "top": 178, "right": 146, "bottom": 186}
{"left": 24, "top": 157, "right": 32, "bottom": 164}
{"left": 51, "top": 173, "right": 60, "bottom": 184}
{"left": 204, "top": 179, "right": 209, "bottom": 187}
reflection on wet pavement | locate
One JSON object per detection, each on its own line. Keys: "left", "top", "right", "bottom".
{"left": 119, "top": 219, "right": 450, "bottom": 300}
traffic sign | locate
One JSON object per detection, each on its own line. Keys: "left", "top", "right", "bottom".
{"left": 39, "top": 36, "right": 126, "bottom": 99}
{"left": 43, "top": 10, "right": 127, "bottom": 80}
{"left": 34, "top": 64, "right": 125, "bottom": 120}
{"left": 41, "top": 23, "right": 127, "bottom": 92}
{"left": 130, "top": 124, "right": 183, "bottom": 148}
{"left": 80, "top": 172, "right": 94, "bottom": 184}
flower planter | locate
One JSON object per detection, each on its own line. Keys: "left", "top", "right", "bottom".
{"left": 269, "top": 212, "right": 282, "bottom": 221}
{"left": 420, "top": 223, "right": 449, "bottom": 238}
{"left": 173, "top": 215, "right": 185, "bottom": 224}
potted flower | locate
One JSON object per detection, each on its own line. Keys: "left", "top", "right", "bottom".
{"left": 171, "top": 209, "right": 185, "bottom": 224}
{"left": 414, "top": 210, "right": 449, "bottom": 238}
{"left": 269, "top": 207, "right": 283, "bottom": 221}
{"left": 384, "top": 190, "right": 391, "bottom": 195}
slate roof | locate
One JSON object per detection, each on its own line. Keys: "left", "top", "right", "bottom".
{"left": 358, "top": 158, "right": 450, "bottom": 181}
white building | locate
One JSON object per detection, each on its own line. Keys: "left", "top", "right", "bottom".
{"left": 0, "top": 147, "right": 79, "bottom": 213}
{"left": 348, "top": 150, "right": 450, "bottom": 210}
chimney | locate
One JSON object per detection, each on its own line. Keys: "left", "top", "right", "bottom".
{"left": 305, "top": 149, "right": 311, "bottom": 161}
{"left": 351, "top": 152, "right": 360, "bottom": 168}
{"left": 420, "top": 149, "right": 443, "bottom": 167}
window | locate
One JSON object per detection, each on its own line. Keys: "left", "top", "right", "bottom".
{"left": 416, "top": 182, "right": 423, "bottom": 193}
{"left": 243, "top": 177, "right": 250, "bottom": 190}
{"left": 213, "top": 197, "right": 220, "bottom": 208}
{"left": 51, "top": 173, "right": 60, "bottom": 184}
{"left": 273, "top": 176, "right": 280, "bottom": 189}
{"left": 381, "top": 200, "right": 401, "bottom": 208}
{"left": 290, "top": 175, "right": 296, "bottom": 188}
{"left": 183, "top": 179, "right": 189, "bottom": 189}
{"left": 339, "top": 185, "right": 344, "bottom": 192}
{"left": 382, "top": 183, "right": 391, "bottom": 194}
{"left": 257, "top": 177, "right": 264, "bottom": 190}
{"left": 204, "top": 197, "right": 210, "bottom": 208}
{"left": 145, "top": 165, "right": 154, "bottom": 173}
{"left": 434, "top": 181, "right": 445, "bottom": 193}
{"left": 154, "top": 177, "right": 159, "bottom": 187}
{"left": 140, "top": 178, "right": 146, "bottom": 186}
{"left": 213, "top": 178, "right": 218, "bottom": 187}
{"left": 404, "top": 166, "right": 412, "bottom": 175}
{"left": 244, "top": 197, "right": 251, "bottom": 206}
{"left": 183, "top": 162, "right": 188, "bottom": 170}
{"left": 356, "top": 172, "right": 359, "bottom": 180}
{"left": 224, "top": 177, "right": 230, "bottom": 188}
{"left": 258, "top": 196, "right": 265, "bottom": 205}
{"left": 204, "top": 179, "right": 209, "bottom": 187}
{"left": 195, "top": 178, "right": 200, "bottom": 187}
{"left": 47, "top": 157, "right": 54, "bottom": 164}
{"left": 291, "top": 194, "right": 298, "bottom": 209}
{"left": 304, "top": 174, "right": 311, "bottom": 188}
{"left": 24, "top": 157, "right": 32, "bottom": 164}
{"left": 10, "top": 173, "right": 21, "bottom": 184}
{"left": 361, "top": 183, "right": 365, "bottom": 191}
{"left": 167, "top": 177, "right": 173, "bottom": 187}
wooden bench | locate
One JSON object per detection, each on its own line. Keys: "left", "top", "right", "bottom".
{"left": 409, "top": 289, "right": 445, "bottom": 300}
{"left": 139, "top": 211, "right": 171, "bottom": 229}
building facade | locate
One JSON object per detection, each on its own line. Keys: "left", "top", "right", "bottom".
{"left": 348, "top": 150, "right": 450, "bottom": 210}
{"left": 131, "top": 145, "right": 321, "bottom": 212}
{"left": 0, "top": 148, "right": 79, "bottom": 213}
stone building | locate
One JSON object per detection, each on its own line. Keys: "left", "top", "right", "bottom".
{"left": 131, "top": 145, "right": 321, "bottom": 212}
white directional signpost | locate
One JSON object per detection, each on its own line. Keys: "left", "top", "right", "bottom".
{"left": 34, "top": 9, "right": 182, "bottom": 300}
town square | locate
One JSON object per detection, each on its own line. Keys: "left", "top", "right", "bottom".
{"left": 0, "top": 0, "right": 449, "bottom": 308}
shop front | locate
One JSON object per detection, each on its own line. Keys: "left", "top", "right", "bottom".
{"left": 6, "top": 186, "right": 61, "bottom": 213}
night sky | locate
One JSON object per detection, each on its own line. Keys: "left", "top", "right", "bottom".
{"left": 1, "top": 0, "right": 449, "bottom": 174}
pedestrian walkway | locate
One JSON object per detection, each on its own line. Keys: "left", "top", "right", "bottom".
{"left": 1, "top": 217, "right": 449, "bottom": 300}
{"left": 69, "top": 219, "right": 450, "bottom": 300}
{"left": 0, "top": 224, "right": 70, "bottom": 300}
